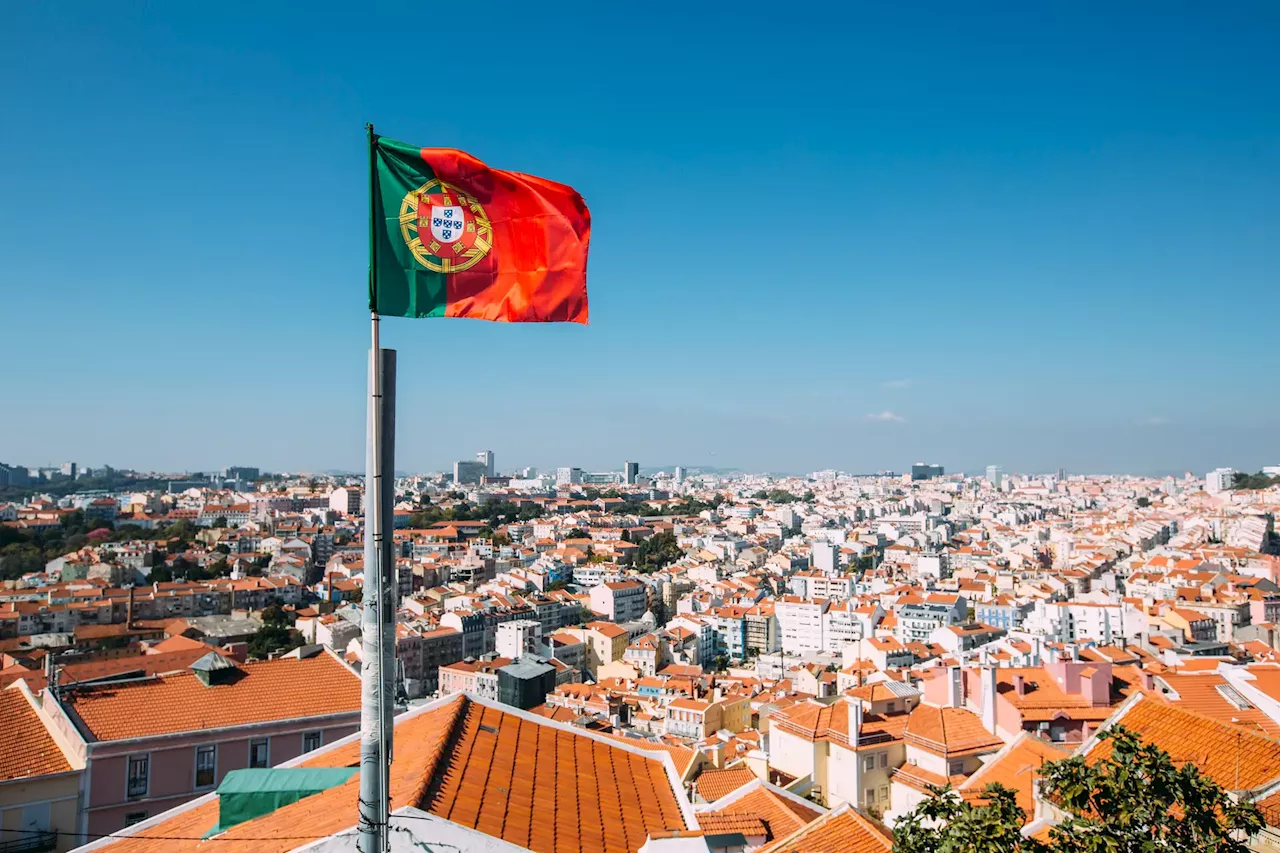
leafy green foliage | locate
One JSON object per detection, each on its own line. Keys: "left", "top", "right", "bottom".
{"left": 564, "top": 528, "right": 590, "bottom": 541}
{"left": 635, "top": 532, "right": 683, "bottom": 572}
{"left": 894, "top": 783, "right": 1041, "bottom": 853}
{"left": 407, "top": 500, "right": 542, "bottom": 528}
{"left": 892, "top": 725, "right": 1264, "bottom": 853}
{"left": 1039, "top": 726, "right": 1263, "bottom": 853}
{"left": 1232, "top": 471, "right": 1280, "bottom": 491}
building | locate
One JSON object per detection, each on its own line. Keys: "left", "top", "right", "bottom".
{"left": 54, "top": 649, "right": 361, "bottom": 836}
{"left": 910, "top": 462, "right": 944, "bottom": 481}
{"left": 496, "top": 656, "right": 557, "bottom": 710}
{"left": 476, "top": 450, "right": 495, "bottom": 478}
{"left": 674, "top": 466, "right": 686, "bottom": 484}
{"left": 328, "top": 487, "right": 362, "bottom": 517}
{"left": 582, "top": 621, "right": 630, "bottom": 675}
{"left": 589, "top": 580, "right": 648, "bottom": 623}
{"left": 453, "top": 460, "right": 487, "bottom": 485}
{"left": 495, "top": 619, "right": 542, "bottom": 659}
{"left": 985, "top": 465, "right": 1002, "bottom": 489}
{"left": 776, "top": 597, "right": 829, "bottom": 654}
{"left": 60, "top": 462, "right": 78, "bottom": 480}
{"left": 76, "top": 692, "right": 701, "bottom": 853}
{"left": 1206, "top": 467, "right": 1235, "bottom": 494}
{"left": 0, "top": 682, "right": 84, "bottom": 852}
{"left": 555, "top": 466, "right": 583, "bottom": 485}
{"left": 624, "top": 461, "right": 640, "bottom": 485}
{"left": 223, "top": 466, "right": 260, "bottom": 482}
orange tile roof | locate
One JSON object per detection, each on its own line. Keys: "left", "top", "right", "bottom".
{"left": 959, "top": 734, "right": 1070, "bottom": 822}
{"left": 99, "top": 694, "right": 693, "bottom": 853}
{"left": 694, "top": 766, "right": 757, "bottom": 801}
{"left": 1153, "top": 673, "right": 1280, "bottom": 738}
{"left": 703, "top": 782, "right": 823, "bottom": 840}
{"left": 62, "top": 652, "right": 359, "bottom": 741}
{"left": 904, "top": 705, "right": 1004, "bottom": 757}
{"left": 757, "top": 804, "right": 892, "bottom": 853}
{"left": 1095, "top": 695, "right": 1280, "bottom": 792}
{"left": 0, "top": 684, "right": 73, "bottom": 782}
{"left": 697, "top": 812, "right": 769, "bottom": 837}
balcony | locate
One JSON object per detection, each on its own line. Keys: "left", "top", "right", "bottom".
{"left": 0, "top": 831, "right": 57, "bottom": 853}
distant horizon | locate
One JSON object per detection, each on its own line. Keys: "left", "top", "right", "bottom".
{"left": 4, "top": 455, "right": 1274, "bottom": 484}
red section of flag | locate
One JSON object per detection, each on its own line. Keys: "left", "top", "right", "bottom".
{"left": 420, "top": 148, "right": 590, "bottom": 324}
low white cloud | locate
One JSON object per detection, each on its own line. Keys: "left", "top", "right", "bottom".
{"left": 1139, "top": 416, "right": 1169, "bottom": 426}
{"left": 865, "top": 411, "right": 905, "bottom": 423}
{"left": 881, "top": 379, "right": 911, "bottom": 390}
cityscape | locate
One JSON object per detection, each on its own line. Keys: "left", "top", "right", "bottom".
{"left": 2, "top": 454, "right": 1280, "bottom": 852}
{"left": 5, "top": 3, "right": 1280, "bottom": 853}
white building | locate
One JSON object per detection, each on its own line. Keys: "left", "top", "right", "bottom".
{"left": 776, "top": 596, "right": 829, "bottom": 654}
{"left": 495, "top": 619, "right": 542, "bottom": 659}
{"left": 1206, "top": 467, "right": 1236, "bottom": 494}
{"left": 328, "top": 487, "right": 362, "bottom": 517}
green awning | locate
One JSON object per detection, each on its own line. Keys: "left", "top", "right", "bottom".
{"left": 205, "top": 767, "right": 357, "bottom": 837}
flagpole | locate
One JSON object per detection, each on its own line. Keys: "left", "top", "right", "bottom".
{"left": 359, "top": 123, "right": 390, "bottom": 853}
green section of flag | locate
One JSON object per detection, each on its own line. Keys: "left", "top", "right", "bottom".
{"left": 369, "top": 137, "right": 447, "bottom": 318}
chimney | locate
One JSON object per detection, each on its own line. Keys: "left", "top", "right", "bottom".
{"left": 981, "top": 666, "right": 998, "bottom": 736}
{"left": 127, "top": 586, "right": 135, "bottom": 630}
{"left": 1140, "top": 670, "right": 1155, "bottom": 692}
{"left": 948, "top": 665, "right": 963, "bottom": 708}
{"left": 1032, "top": 636, "right": 1042, "bottom": 666}
{"left": 844, "top": 692, "right": 863, "bottom": 747}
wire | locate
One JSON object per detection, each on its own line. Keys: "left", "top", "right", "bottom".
{"left": 0, "top": 825, "right": 324, "bottom": 843}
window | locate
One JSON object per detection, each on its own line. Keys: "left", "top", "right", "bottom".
{"left": 124, "top": 812, "right": 148, "bottom": 827}
{"left": 864, "top": 788, "right": 876, "bottom": 803}
{"left": 249, "top": 738, "right": 270, "bottom": 769}
{"left": 863, "top": 756, "right": 876, "bottom": 772}
{"left": 303, "top": 731, "right": 322, "bottom": 753}
{"left": 195, "top": 745, "right": 217, "bottom": 788}
{"left": 948, "top": 760, "right": 965, "bottom": 776}
{"left": 879, "top": 785, "right": 889, "bottom": 802}
{"left": 127, "top": 755, "right": 149, "bottom": 799}
{"left": 878, "top": 752, "right": 889, "bottom": 769}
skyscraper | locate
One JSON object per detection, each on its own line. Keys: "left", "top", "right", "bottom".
{"left": 624, "top": 461, "right": 639, "bottom": 485}
{"left": 985, "top": 465, "right": 1003, "bottom": 489}
{"left": 476, "top": 450, "right": 495, "bottom": 478}
{"left": 910, "top": 462, "right": 944, "bottom": 481}
{"left": 674, "top": 466, "right": 686, "bottom": 484}
{"left": 454, "top": 460, "right": 487, "bottom": 485}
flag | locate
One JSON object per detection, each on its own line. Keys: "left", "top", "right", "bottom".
{"left": 369, "top": 136, "right": 590, "bottom": 324}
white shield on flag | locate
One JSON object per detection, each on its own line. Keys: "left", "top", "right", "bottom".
{"left": 429, "top": 205, "right": 465, "bottom": 243}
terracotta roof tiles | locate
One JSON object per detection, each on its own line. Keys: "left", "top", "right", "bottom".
{"left": 62, "top": 652, "right": 359, "bottom": 741}
{"left": 0, "top": 684, "right": 73, "bottom": 782}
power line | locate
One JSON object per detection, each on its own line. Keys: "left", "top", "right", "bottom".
{"left": 0, "top": 826, "right": 325, "bottom": 843}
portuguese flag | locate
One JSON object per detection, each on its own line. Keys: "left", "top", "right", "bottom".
{"left": 369, "top": 134, "right": 590, "bottom": 324}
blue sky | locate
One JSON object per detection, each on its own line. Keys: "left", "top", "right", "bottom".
{"left": 1, "top": 2, "right": 1277, "bottom": 477}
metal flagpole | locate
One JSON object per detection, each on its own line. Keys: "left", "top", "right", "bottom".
{"left": 358, "top": 123, "right": 390, "bottom": 853}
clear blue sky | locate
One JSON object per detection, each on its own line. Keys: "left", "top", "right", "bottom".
{"left": 2, "top": 2, "right": 1277, "bottom": 477}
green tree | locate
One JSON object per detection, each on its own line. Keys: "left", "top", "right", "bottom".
{"left": 564, "top": 528, "right": 590, "bottom": 540}
{"left": 212, "top": 516, "right": 228, "bottom": 528}
{"left": 636, "top": 532, "right": 683, "bottom": 572}
{"left": 893, "top": 725, "right": 1264, "bottom": 853}
{"left": 1039, "top": 725, "right": 1262, "bottom": 853}
{"left": 1136, "top": 497, "right": 1151, "bottom": 508}
{"left": 894, "top": 783, "right": 1041, "bottom": 853}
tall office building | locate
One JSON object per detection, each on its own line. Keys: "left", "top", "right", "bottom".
{"left": 674, "top": 466, "right": 686, "bottom": 484}
{"left": 476, "top": 450, "right": 495, "bottom": 478}
{"left": 60, "top": 461, "right": 78, "bottom": 480}
{"left": 1206, "top": 468, "right": 1235, "bottom": 495}
{"left": 555, "top": 467, "right": 583, "bottom": 486}
{"left": 454, "top": 460, "right": 487, "bottom": 485}
{"left": 624, "top": 461, "right": 639, "bottom": 485}
{"left": 985, "top": 465, "right": 1003, "bottom": 489}
{"left": 910, "top": 462, "right": 944, "bottom": 481}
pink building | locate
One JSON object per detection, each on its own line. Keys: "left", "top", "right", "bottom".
{"left": 43, "top": 648, "right": 360, "bottom": 836}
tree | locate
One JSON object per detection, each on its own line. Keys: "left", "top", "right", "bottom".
{"left": 1039, "top": 725, "right": 1262, "bottom": 853}
{"left": 214, "top": 543, "right": 232, "bottom": 554}
{"left": 564, "top": 528, "right": 590, "bottom": 540}
{"left": 894, "top": 783, "right": 1042, "bottom": 853}
{"left": 636, "top": 532, "right": 683, "bottom": 572}
{"left": 892, "top": 725, "right": 1264, "bottom": 853}
{"left": 1136, "top": 497, "right": 1151, "bottom": 508}
{"left": 1231, "top": 471, "right": 1280, "bottom": 491}
{"left": 212, "top": 516, "right": 228, "bottom": 529}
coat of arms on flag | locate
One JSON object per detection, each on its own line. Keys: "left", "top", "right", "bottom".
{"left": 398, "top": 180, "right": 493, "bottom": 274}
